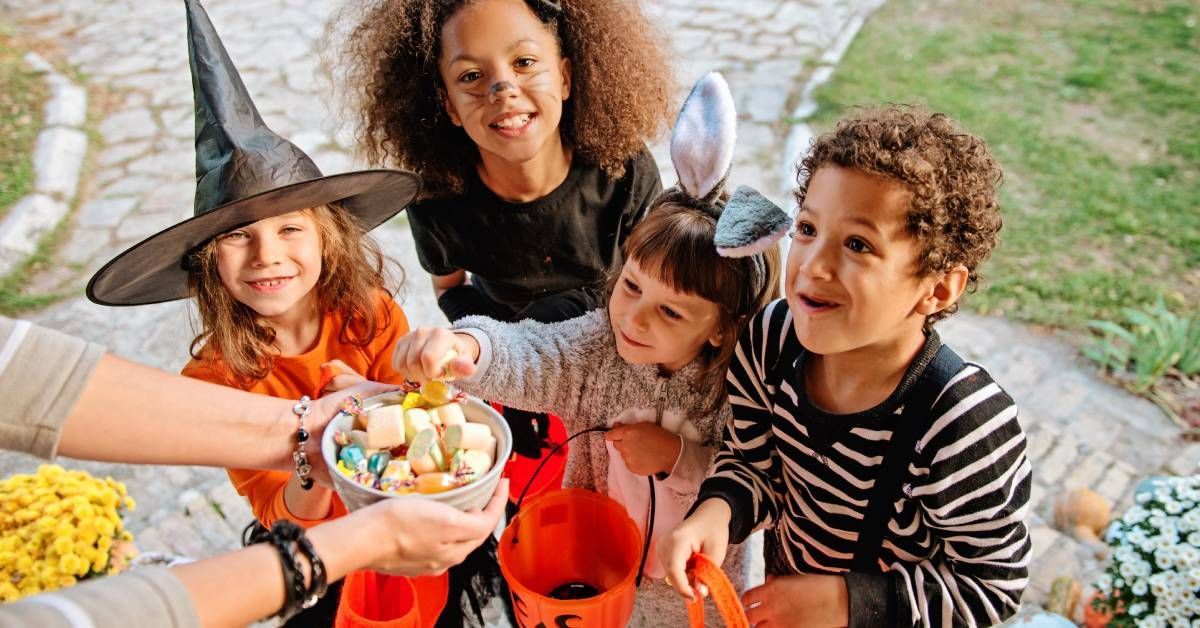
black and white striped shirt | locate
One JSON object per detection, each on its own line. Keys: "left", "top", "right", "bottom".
{"left": 698, "top": 300, "right": 1032, "bottom": 627}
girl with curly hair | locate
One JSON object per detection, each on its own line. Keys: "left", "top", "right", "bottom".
{"left": 341, "top": 0, "right": 675, "bottom": 464}
{"left": 660, "top": 105, "right": 1032, "bottom": 627}
{"left": 391, "top": 73, "right": 786, "bottom": 626}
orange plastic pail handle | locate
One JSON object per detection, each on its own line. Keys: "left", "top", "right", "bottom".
{"left": 685, "top": 553, "right": 749, "bottom": 628}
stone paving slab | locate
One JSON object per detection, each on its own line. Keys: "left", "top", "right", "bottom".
{"left": 3, "top": 0, "right": 1196, "bottom": 620}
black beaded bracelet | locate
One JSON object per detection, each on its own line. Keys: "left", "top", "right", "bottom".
{"left": 291, "top": 396, "right": 314, "bottom": 490}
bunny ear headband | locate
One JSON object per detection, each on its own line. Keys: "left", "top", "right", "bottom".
{"left": 668, "top": 72, "right": 791, "bottom": 277}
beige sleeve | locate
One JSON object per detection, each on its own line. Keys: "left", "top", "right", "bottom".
{"left": 0, "top": 567, "right": 200, "bottom": 628}
{"left": 0, "top": 316, "right": 105, "bottom": 459}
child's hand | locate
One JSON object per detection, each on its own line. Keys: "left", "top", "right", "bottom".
{"left": 605, "top": 421, "right": 681, "bottom": 476}
{"left": 319, "top": 359, "right": 367, "bottom": 393}
{"left": 391, "top": 327, "right": 480, "bottom": 382}
{"left": 659, "top": 498, "right": 731, "bottom": 601}
{"left": 742, "top": 574, "right": 848, "bottom": 627}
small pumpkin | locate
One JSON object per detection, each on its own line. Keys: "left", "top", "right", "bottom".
{"left": 1052, "top": 488, "right": 1111, "bottom": 543}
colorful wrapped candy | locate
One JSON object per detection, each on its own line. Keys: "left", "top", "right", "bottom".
{"left": 332, "top": 381, "right": 496, "bottom": 495}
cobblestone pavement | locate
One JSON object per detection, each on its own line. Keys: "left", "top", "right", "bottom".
{"left": 2, "top": 0, "right": 1196, "bottom": 619}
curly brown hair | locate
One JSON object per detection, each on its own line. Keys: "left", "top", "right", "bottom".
{"left": 187, "top": 204, "right": 401, "bottom": 385}
{"left": 796, "top": 105, "right": 1003, "bottom": 325}
{"left": 339, "top": 0, "right": 674, "bottom": 198}
{"left": 610, "top": 190, "right": 781, "bottom": 414}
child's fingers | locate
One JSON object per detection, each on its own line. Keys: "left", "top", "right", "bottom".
{"left": 604, "top": 423, "right": 628, "bottom": 440}
{"left": 419, "top": 331, "right": 458, "bottom": 379}
{"left": 325, "top": 373, "right": 366, "bottom": 393}
{"left": 659, "top": 537, "right": 697, "bottom": 600}
{"left": 450, "top": 356, "right": 476, "bottom": 379}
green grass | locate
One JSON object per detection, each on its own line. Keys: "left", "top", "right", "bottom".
{"left": 0, "top": 30, "right": 47, "bottom": 216}
{"left": 808, "top": 0, "right": 1199, "bottom": 328}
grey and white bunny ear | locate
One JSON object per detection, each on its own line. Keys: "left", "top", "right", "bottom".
{"left": 670, "top": 72, "right": 736, "bottom": 203}
{"left": 715, "top": 186, "right": 791, "bottom": 257}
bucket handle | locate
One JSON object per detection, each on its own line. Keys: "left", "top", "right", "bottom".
{"left": 686, "top": 553, "right": 749, "bottom": 628}
{"left": 510, "top": 426, "right": 655, "bottom": 588}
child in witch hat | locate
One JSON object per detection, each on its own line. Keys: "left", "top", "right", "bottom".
{"left": 391, "top": 72, "right": 789, "bottom": 626}
{"left": 87, "top": 1, "right": 442, "bottom": 625}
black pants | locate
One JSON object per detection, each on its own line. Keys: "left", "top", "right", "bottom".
{"left": 434, "top": 535, "right": 517, "bottom": 628}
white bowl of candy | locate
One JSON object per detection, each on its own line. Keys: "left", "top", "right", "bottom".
{"left": 321, "top": 382, "right": 512, "bottom": 512}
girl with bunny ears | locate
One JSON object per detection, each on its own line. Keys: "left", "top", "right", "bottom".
{"left": 390, "top": 72, "right": 790, "bottom": 626}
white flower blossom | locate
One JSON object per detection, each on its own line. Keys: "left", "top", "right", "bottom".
{"left": 1102, "top": 476, "right": 1200, "bottom": 624}
{"left": 1139, "top": 613, "right": 1165, "bottom": 628}
{"left": 1128, "top": 506, "right": 1152, "bottom": 524}
{"left": 1130, "top": 559, "right": 1148, "bottom": 578}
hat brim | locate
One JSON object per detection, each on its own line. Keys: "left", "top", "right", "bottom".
{"left": 86, "top": 169, "right": 420, "bottom": 306}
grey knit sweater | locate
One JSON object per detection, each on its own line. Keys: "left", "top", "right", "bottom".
{"left": 455, "top": 310, "right": 748, "bottom": 626}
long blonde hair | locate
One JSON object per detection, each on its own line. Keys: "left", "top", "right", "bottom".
{"left": 186, "top": 203, "right": 400, "bottom": 384}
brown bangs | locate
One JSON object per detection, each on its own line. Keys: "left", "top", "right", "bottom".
{"left": 615, "top": 198, "right": 780, "bottom": 414}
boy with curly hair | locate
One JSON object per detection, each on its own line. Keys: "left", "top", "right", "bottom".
{"left": 661, "top": 106, "right": 1032, "bottom": 627}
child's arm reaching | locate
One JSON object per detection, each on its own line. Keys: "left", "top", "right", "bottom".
{"left": 392, "top": 310, "right": 613, "bottom": 426}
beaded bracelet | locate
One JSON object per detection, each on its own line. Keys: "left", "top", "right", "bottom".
{"left": 291, "top": 395, "right": 313, "bottom": 490}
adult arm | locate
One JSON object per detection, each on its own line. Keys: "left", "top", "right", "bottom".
{"left": 0, "top": 317, "right": 384, "bottom": 471}
{"left": 0, "top": 481, "right": 508, "bottom": 628}
{"left": 60, "top": 353, "right": 385, "bottom": 472}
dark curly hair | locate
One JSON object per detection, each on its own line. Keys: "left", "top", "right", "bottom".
{"left": 796, "top": 105, "right": 1003, "bottom": 326}
{"left": 339, "top": 0, "right": 674, "bottom": 198}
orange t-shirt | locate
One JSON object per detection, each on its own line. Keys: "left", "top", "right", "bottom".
{"left": 181, "top": 292, "right": 410, "bottom": 528}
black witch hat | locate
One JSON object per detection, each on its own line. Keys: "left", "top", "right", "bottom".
{"left": 86, "top": 0, "right": 420, "bottom": 306}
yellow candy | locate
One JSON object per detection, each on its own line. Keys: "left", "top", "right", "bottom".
{"left": 420, "top": 380, "right": 454, "bottom": 406}
{"left": 401, "top": 392, "right": 424, "bottom": 410}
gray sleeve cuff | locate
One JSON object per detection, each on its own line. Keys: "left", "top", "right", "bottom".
{"left": 0, "top": 319, "right": 105, "bottom": 459}
{"left": 453, "top": 327, "right": 492, "bottom": 381}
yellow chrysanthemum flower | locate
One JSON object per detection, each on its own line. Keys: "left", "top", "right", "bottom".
{"left": 0, "top": 465, "right": 136, "bottom": 601}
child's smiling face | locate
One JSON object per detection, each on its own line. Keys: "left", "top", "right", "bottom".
{"left": 215, "top": 210, "right": 322, "bottom": 325}
{"left": 438, "top": 0, "right": 571, "bottom": 168}
{"left": 785, "top": 166, "right": 944, "bottom": 356}
{"left": 608, "top": 257, "right": 724, "bottom": 373}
